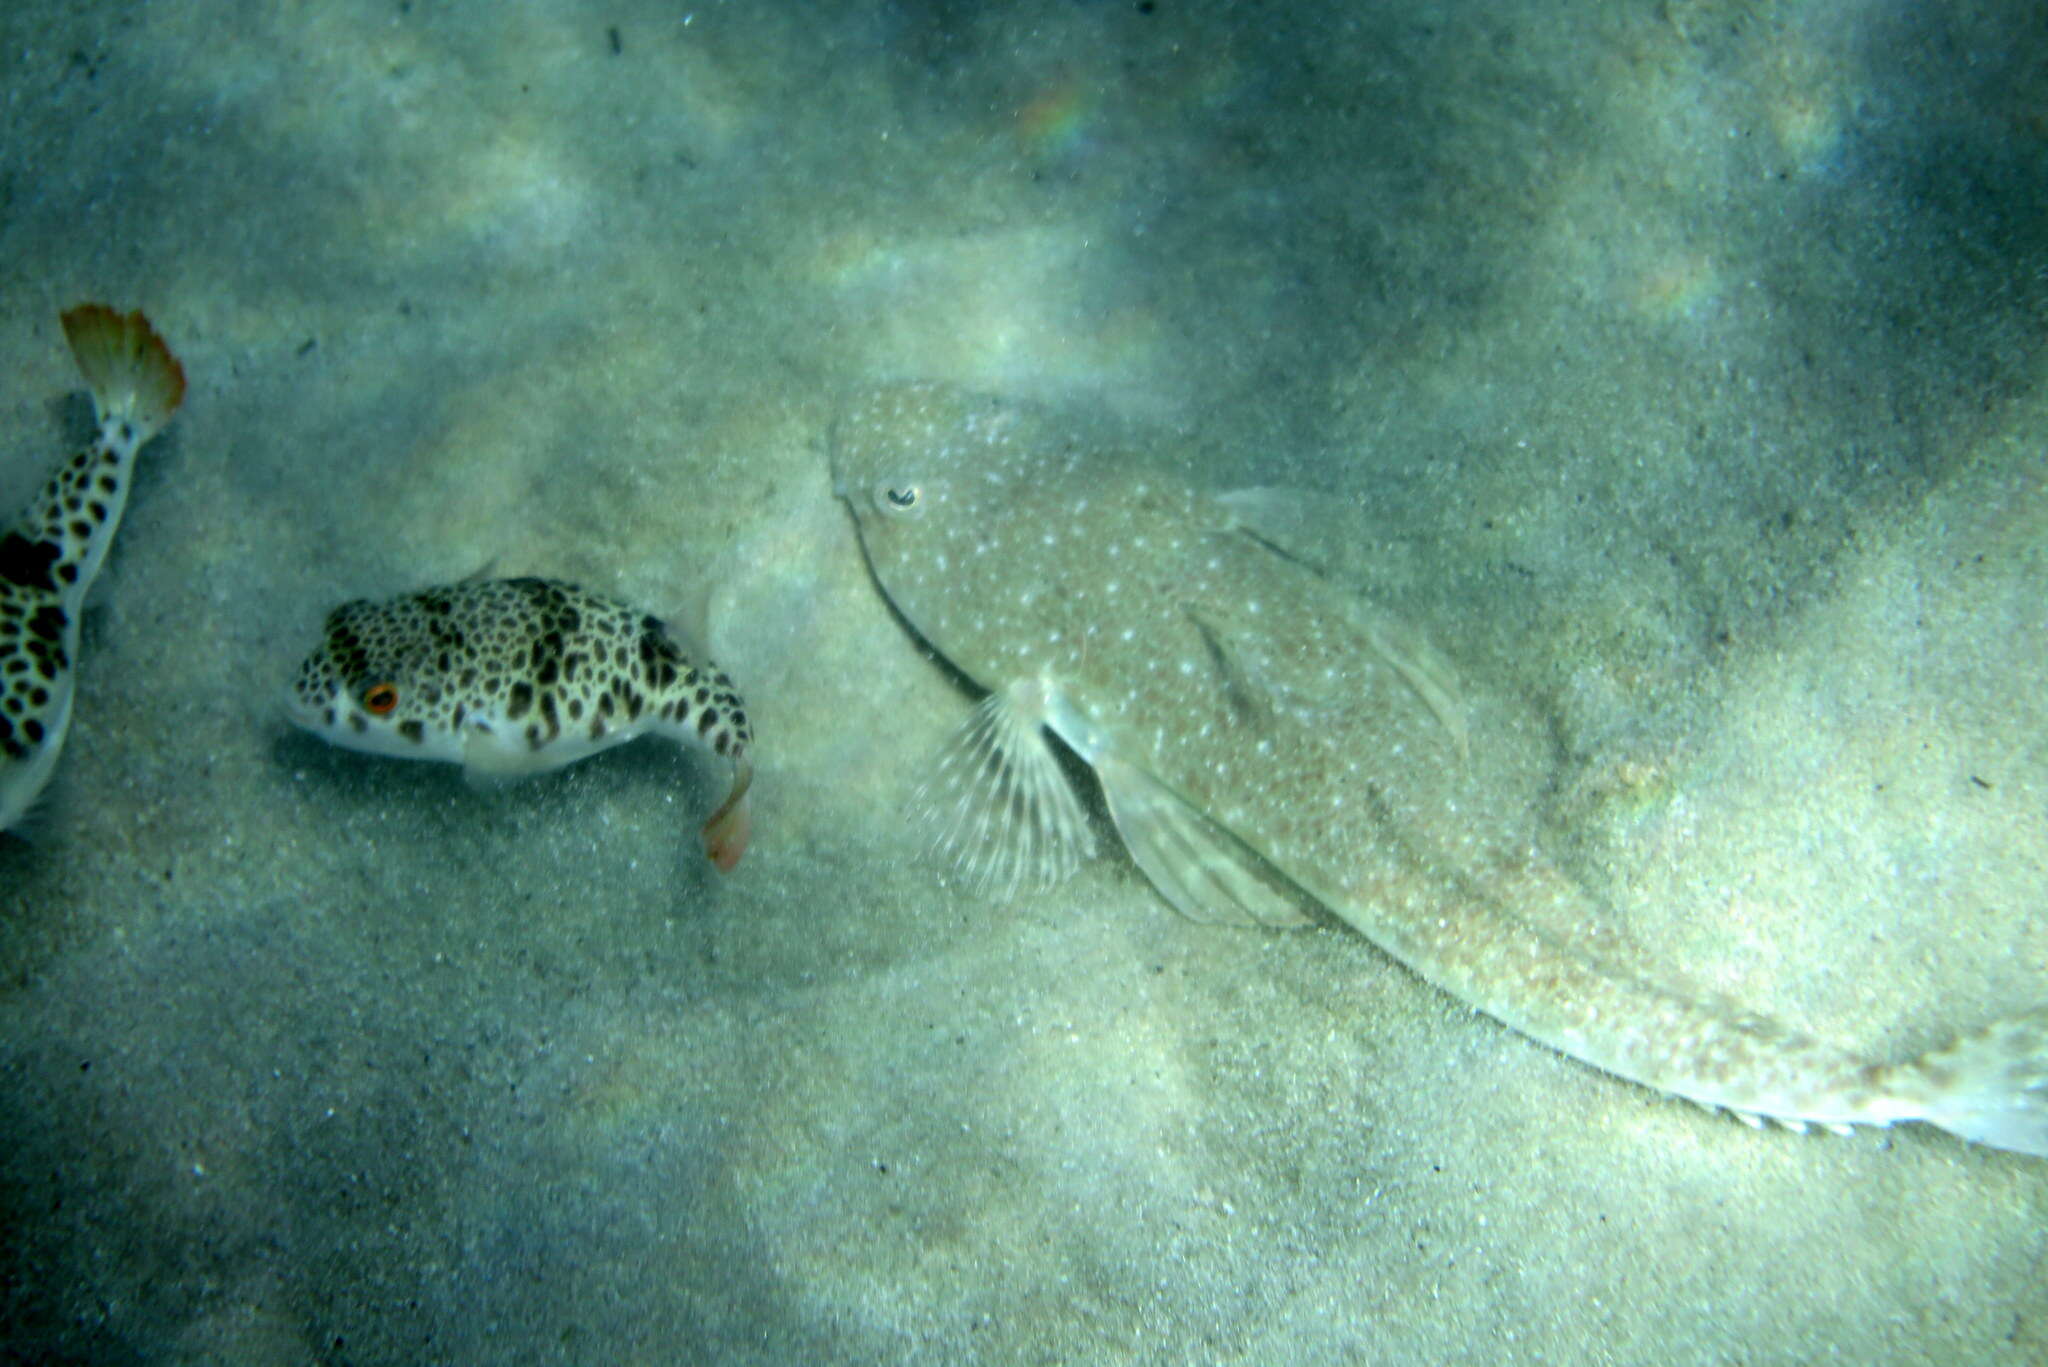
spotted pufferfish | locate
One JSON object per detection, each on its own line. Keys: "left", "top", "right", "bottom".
{"left": 287, "top": 576, "right": 754, "bottom": 871}
{"left": 2, "top": 304, "right": 186, "bottom": 834}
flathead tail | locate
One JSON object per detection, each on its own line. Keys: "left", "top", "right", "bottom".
{"left": 700, "top": 758, "right": 754, "bottom": 874}
{"left": 1893, "top": 1006, "right": 2048, "bottom": 1157}
{"left": 60, "top": 303, "right": 186, "bottom": 443}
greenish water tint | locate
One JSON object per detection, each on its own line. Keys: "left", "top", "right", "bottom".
{"left": 1, "top": 1, "right": 2044, "bottom": 1362}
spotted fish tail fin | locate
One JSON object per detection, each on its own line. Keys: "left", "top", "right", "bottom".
{"left": 700, "top": 758, "right": 753, "bottom": 874}
{"left": 1888, "top": 1006, "right": 2048, "bottom": 1157}
{"left": 60, "top": 304, "right": 186, "bottom": 444}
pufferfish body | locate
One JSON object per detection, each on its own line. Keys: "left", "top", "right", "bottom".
{"left": 287, "top": 576, "right": 753, "bottom": 870}
{"left": 2, "top": 304, "right": 186, "bottom": 834}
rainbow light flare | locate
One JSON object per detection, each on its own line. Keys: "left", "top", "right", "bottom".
{"left": 1015, "top": 75, "right": 1094, "bottom": 159}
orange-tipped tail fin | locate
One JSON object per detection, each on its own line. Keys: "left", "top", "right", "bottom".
{"left": 60, "top": 303, "right": 186, "bottom": 442}
{"left": 700, "top": 759, "right": 754, "bottom": 874}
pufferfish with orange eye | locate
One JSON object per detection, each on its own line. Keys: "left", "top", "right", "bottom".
{"left": 286, "top": 576, "right": 753, "bottom": 872}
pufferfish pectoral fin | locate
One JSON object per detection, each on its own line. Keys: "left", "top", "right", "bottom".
{"left": 912, "top": 680, "right": 1096, "bottom": 901}
{"left": 1090, "top": 752, "right": 1315, "bottom": 930}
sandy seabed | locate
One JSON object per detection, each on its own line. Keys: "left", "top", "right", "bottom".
{"left": 1, "top": 2, "right": 2044, "bottom": 1363}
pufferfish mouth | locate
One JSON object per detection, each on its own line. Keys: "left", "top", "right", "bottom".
{"left": 282, "top": 685, "right": 336, "bottom": 730}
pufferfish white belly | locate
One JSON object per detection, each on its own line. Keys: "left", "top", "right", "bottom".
{"left": 287, "top": 576, "right": 753, "bottom": 872}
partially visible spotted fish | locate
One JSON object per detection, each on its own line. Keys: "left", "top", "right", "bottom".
{"left": 1, "top": 304, "right": 187, "bottom": 833}
{"left": 831, "top": 381, "right": 2048, "bottom": 1157}
{"left": 287, "top": 576, "right": 754, "bottom": 871}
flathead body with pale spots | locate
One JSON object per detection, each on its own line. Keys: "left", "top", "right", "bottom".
{"left": 287, "top": 576, "right": 754, "bottom": 872}
{"left": 831, "top": 381, "right": 2048, "bottom": 1157}
{"left": 1, "top": 304, "right": 186, "bottom": 834}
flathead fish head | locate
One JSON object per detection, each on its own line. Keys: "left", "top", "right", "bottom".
{"left": 829, "top": 382, "right": 1008, "bottom": 533}
{"left": 828, "top": 382, "right": 1069, "bottom": 659}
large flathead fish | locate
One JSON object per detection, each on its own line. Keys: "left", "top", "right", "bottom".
{"left": 831, "top": 381, "right": 2047, "bottom": 1157}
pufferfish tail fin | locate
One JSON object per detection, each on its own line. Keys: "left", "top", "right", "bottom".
{"left": 60, "top": 303, "right": 187, "bottom": 443}
{"left": 700, "top": 758, "right": 754, "bottom": 874}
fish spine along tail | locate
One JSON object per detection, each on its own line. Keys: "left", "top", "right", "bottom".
{"left": 1345, "top": 881, "right": 2048, "bottom": 1155}
{"left": 59, "top": 304, "right": 186, "bottom": 445}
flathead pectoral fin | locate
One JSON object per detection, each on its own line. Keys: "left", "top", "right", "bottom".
{"left": 912, "top": 682, "right": 1095, "bottom": 900}
{"left": 700, "top": 759, "right": 753, "bottom": 874}
{"left": 1092, "top": 753, "right": 1313, "bottom": 929}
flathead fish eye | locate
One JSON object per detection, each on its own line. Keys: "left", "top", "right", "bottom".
{"left": 880, "top": 483, "right": 921, "bottom": 513}
{"left": 363, "top": 682, "right": 400, "bottom": 715}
